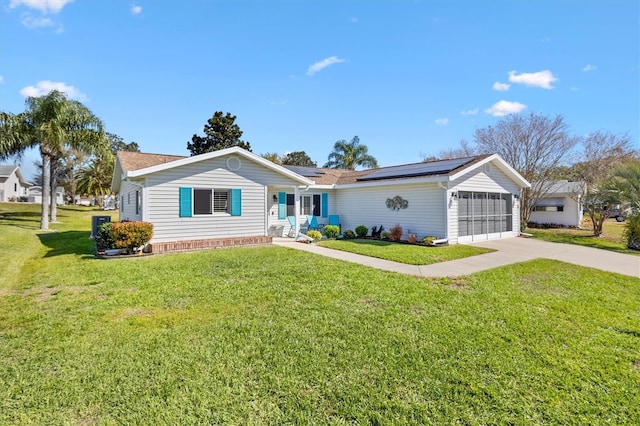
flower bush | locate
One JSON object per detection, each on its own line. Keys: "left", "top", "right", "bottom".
{"left": 388, "top": 224, "right": 403, "bottom": 242}
{"left": 110, "top": 221, "right": 153, "bottom": 253}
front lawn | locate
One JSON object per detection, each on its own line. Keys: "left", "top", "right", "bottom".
{"left": 316, "top": 238, "right": 494, "bottom": 265}
{"left": 527, "top": 219, "right": 639, "bottom": 255}
{"left": 1, "top": 203, "right": 639, "bottom": 424}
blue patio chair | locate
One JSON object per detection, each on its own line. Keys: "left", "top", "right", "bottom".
{"left": 307, "top": 215, "right": 319, "bottom": 231}
{"left": 328, "top": 214, "right": 340, "bottom": 233}
{"left": 287, "top": 215, "right": 309, "bottom": 237}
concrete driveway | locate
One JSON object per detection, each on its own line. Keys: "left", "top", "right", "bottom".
{"left": 273, "top": 237, "right": 640, "bottom": 278}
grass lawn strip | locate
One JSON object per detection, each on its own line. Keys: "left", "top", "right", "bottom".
{"left": 1, "top": 203, "right": 639, "bottom": 424}
{"left": 527, "top": 219, "right": 639, "bottom": 256}
{"left": 316, "top": 238, "right": 494, "bottom": 265}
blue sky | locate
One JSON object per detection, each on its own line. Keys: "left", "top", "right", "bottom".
{"left": 1, "top": 0, "right": 638, "bottom": 180}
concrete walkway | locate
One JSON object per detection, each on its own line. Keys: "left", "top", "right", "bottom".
{"left": 272, "top": 237, "right": 640, "bottom": 278}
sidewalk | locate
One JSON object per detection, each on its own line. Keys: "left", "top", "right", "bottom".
{"left": 272, "top": 237, "right": 640, "bottom": 278}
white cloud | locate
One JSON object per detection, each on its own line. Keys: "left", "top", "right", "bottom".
{"left": 20, "top": 80, "right": 87, "bottom": 101}
{"left": 484, "top": 100, "right": 527, "bottom": 117}
{"left": 493, "top": 81, "right": 510, "bottom": 92}
{"left": 131, "top": 4, "right": 142, "bottom": 15}
{"left": 0, "top": 75, "right": 3, "bottom": 84}
{"left": 582, "top": 64, "right": 596, "bottom": 72}
{"left": 508, "top": 70, "right": 558, "bottom": 89}
{"left": 460, "top": 108, "right": 479, "bottom": 116}
{"left": 350, "top": 17, "right": 359, "bottom": 24}
{"left": 20, "top": 15, "right": 54, "bottom": 28}
{"left": 434, "top": 118, "right": 449, "bottom": 126}
{"left": 307, "top": 56, "right": 345, "bottom": 76}
{"left": 9, "top": 0, "right": 73, "bottom": 14}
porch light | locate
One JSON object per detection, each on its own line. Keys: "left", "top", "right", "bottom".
{"left": 513, "top": 193, "right": 520, "bottom": 200}
{"left": 451, "top": 191, "right": 458, "bottom": 200}
{"left": 272, "top": 194, "right": 278, "bottom": 202}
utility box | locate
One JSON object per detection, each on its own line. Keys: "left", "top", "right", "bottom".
{"left": 91, "top": 215, "right": 111, "bottom": 239}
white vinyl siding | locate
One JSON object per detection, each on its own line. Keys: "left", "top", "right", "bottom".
{"left": 119, "top": 180, "right": 143, "bottom": 222}
{"left": 335, "top": 183, "right": 445, "bottom": 239}
{"left": 143, "top": 155, "right": 303, "bottom": 243}
{"left": 450, "top": 161, "right": 521, "bottom": 242}
{"left": 529, "top": 195, "right": 582, "bottom": 227}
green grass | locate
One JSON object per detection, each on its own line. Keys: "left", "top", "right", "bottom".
{"left": 1, "top": 203, "right": 639, "bottom": 424}
{"left": 527, "top": 219, "right": 640, "bottom": 256}
{"left": 316, "top": 238, "right": 494, "bottom": 265}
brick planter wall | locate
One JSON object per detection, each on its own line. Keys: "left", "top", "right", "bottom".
{"left": 149, "top": 236, "right": 272, "bottom": 254}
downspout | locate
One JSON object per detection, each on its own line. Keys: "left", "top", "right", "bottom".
{"left": 437, "top": 181, "right": 450, "bottom": 244}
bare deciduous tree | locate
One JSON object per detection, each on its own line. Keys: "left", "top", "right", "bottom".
{"left": 571, "top": 131, "right": 636, "bottom": 236}
{"left": 474, "top": 113, "right": 580, "bottom": 226}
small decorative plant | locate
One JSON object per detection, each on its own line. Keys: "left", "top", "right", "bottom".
{"left": 388, "top": 224, "right": 403, "bottom": 242}
{"left": 407, "top": 232, "right": 418, "bottom": 243}
{"left": 421, "top": 236, "right": 437, "bottom": 245}
{"left": 323, "top": 225, "right": 340, "bottom": 239}
{"left": 381, "top": 231, "right": 390, "bottom": 240}
{"left": 342, "top": 230, "right": 356, "bottom": 239}
{"left": 355, "top": 225, "right": 369, "bottom": 238}
{"left": 306, "top": 230, "right": 322, "bottom": 241}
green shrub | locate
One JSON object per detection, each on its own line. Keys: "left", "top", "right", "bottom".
{"left": 342, "top": 230, "right": 356, "bottom": 239}
{"left": 323, "top": 225, "right": 340, "bottom": 239}
{"left": 111, "top": 221, "right": 153, "bottom": 253}
{"left": 421, "top": 236, "right": 437, "bottom": 245}
{"left": 381, "top": 231, "right": 390, "bottom": 240}
{"left": 389, "top": 224, "right": 403, "bottom": 241}
{"left": 96, "top": 222, "right": 116, "bottom": 251}
{"left": 306, "top": 230, "right": 322, "bottom": 241}
{"left": 623, "top": 214, "right": 640, "bottom": 250}
{"left": 355, "top": 225, "right": 369, "bottom": 238}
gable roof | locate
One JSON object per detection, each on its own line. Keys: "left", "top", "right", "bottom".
{"left": 534, "top": 180, "right": 585, "bottom": 196}
{"left": 112, "top": 147, "right": 314, "bottom": 192}
{"left": 0, "top": 165, "right": 32, "bottom": 187}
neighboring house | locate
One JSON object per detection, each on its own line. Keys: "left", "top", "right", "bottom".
{"left": 27, "top": 186, "right": 66, "bottom": 205}
{"left": 529, "top": 180, "right": 585, "bottom": 227}
{"left": 0, "top": 165, "right": 32, "bottom": 202}
{"left": 111, "top": 147, "right": 530, "bottom": 253}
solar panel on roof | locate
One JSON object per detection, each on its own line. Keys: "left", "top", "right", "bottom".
{"left": 357, "top": 157, "right": 476, "bottom": 181}
{"left": 283, "top": 165, "right": 325, "bottom": 178}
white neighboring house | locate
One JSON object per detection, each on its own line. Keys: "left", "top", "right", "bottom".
{"left": 27, "top": 186, "right": 66, "bottom": 205}
{"left": 529, "top": 180, "right": 586, "bottom": 227}
{"left": 0, "top": 165, "right": 32, "bottom": 202}
{"left": 111, "top": 147, "right": 530, "bottom": 253}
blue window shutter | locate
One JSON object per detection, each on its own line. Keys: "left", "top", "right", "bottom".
{"left": 321, "top": 192, "right": 328, "bottom": 218}
{"left": 278, "top": 191, "right": 286, "bottom": 219}
{"left": 230, "top": 188, "right": 242, "bottom": 216}
{"left": 179, "top": 187, "right": 192, "bottom": 217}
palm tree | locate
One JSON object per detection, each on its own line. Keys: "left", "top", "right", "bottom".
{"left": 606, "top": 159, "right": 640, "bottom": 214}
{"left": 0, "top": 90, "right": 106, "bottom": 230}
{"left": 323, "top": 136, "right": 378, "bottom": 170}
{"left": 77, "top": 157, "right": 115, "bottom": 207}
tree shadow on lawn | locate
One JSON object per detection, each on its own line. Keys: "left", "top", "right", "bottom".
{"left": 37, "top": 230, "right": 96, "bottom": 258}
{"left": 0, "top": 211, "right": 42, "bottom": 228}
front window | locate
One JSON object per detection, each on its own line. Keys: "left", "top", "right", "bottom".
{"left": 194, "top": 188, "right": 230, "bottom": 215}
